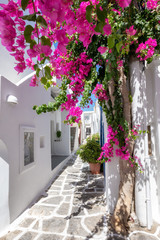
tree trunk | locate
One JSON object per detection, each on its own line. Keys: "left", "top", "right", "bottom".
{"left": 111, "top": 68, "right": 135, "bottom": 235}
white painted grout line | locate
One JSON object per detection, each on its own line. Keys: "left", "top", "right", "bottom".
{"left": 128, "top": 230, "right": 160, "bottom": 240}
{"left": 155, "top": 226, "right": 160, "bottom": 236}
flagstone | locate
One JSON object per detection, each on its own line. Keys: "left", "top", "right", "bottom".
{"left": 42, "top": 217, "right": 67, "bottom": 233}
{"left": 17, "top": 231, "right": 37, "bottom": 240}
{"left": 28, "top": 205, "right": 55, "bottom": 217}
{"left": 56, "top": 203, "right": 70, "bottom": 215}
{"left": 0, "top": 153, "right": 158, "bottom": 240}
{"left": 129, "top": 233, "right": 159, "bottom": 240}
{"left": 67, "top": 218, "right": 89, "bottom": 237}
{"left": 42, "top": 196, "right": 64, "bottom": 205}
{"left": 18, "top": 218, "right": 35, "bottom": 228}
{"left": 0, "top": 230, "right": 22, "bottom": 240}
{"left": 37, "top": 234, "right": 64, "bottom": 240}
{"left": 84, "top": 215, "right": 105, "bottom": 234}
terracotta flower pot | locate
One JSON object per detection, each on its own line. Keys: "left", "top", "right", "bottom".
{"left": 89, "top": 163, "right": 101, "bottom": 174}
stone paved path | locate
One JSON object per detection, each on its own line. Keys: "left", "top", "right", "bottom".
{"left": 0, "top": 153, "right": 160, "bottom": 240}
{"left": 0, "top": 154, "right": 107, "bottom": 240}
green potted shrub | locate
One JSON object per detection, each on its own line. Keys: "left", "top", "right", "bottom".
{"left": 56, "top": 130, "right": 61, "bottom": 140}
{"left": 77, "top": 137, "right": 102, "bottom": 174}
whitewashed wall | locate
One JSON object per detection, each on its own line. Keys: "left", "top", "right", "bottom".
{"left": 0, "top": 75, "right": 52, "bottom": 226}
{"left": 145, "top": 58, "right": 160, "bottom": 224}
{"left": 0, "top": 74, "right": 71, "bottom": 234}
{"left": 105, "top": 59, "right": 160, "bottom": 228}
{"left": 51, "top": 110, "right": 71, "bottom": 156}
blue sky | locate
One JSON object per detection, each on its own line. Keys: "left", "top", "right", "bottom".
{"left": 78, "top": 94, "right": 97, "bottom": 112}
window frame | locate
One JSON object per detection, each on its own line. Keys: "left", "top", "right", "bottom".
{"left": 20, "top": 126, "right": 36, "bottom": 173}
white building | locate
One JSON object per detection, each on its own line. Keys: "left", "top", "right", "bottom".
{"left": 105, "top": 58, "right": 160, "bottom": 229}
{"left": 0, "top": 72, "right": 79, "bottom": 234}
{"left": 81, "top": 101, "right": 100, "bottom": 141}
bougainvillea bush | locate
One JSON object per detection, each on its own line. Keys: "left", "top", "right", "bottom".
{"left": 0, "top": 0, "right": 160, "bottom": 234}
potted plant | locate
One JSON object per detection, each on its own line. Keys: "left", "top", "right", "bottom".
{"left": 77, "top": 137, "right": 102, "bottom": 174}
{"left": 56, "top": 130, "right": 61, "bottom": 140}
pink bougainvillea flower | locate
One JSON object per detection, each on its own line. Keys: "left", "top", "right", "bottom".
{"left": 103, "top": 19, "right": 112, "bottom": 36}
{"left": 29, "top": 75, "right": 38, "bottom": 87}
{"left": 136, "top": 38, "right": 157, "bottom": 61}
{"left": 66, "top": 106, "right": 83, "bottom": 123}
{"left": 98, "top": 46, "right": 108, "bottom": 54}
{"left": 116, "top": 0, "right": 132, "bottom": 8}
{"left": 126, "top": 25, "right": 137, "bottom": 36}
{"left": 112, "top": 8, "right": 121, "bottom": 15}
{"left": 92, "top": 84, "right": 109, "bottom": 101}
{"left": 14, "top": 62, "right": 26, "bottom": 73}
{"left": 146, "top": 0, "right": 158, "bottom": 9}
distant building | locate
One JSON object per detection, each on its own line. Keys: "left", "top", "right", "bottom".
{"left": 81, "top": 101, "right": 100, "bottom": 142}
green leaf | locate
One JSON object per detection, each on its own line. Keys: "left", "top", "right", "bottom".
{"left": 94, "top": 22, "right": 104, "bottom": 33}
{"left": 86, "top": 5, "right": 93, "bottom": 23}
{"left": 21, "top": 0, "right": 30, "bottom": 10}
{"left": 45, "top": 66, "right": 52, "bottom": 80}
{"left": 37, "top": 16, "right": 47, "bottom": 29}
{"left": 108, "top": 36, "right": 115, "bottom": 49}
{"left": 21, "top": 13, "right": 36, "bottom": 21}
{"left": 33, "top": 64, "right": 38, "bottom": 71}
{"left": 24, "top": 25, "right": 34, "bottom": 43}
{"left": 30, "top": 39, "right": 37, "bottom": 49}
{"left": 41, "top": 77, "right": 47, "bottom": 85}
{"left": 96, "top": 6, "right": 105, "bottom": 23}
{"left": 36, "top": 68, "right": 40, "bottom": 77}
{"left": 116, "top": 41, "right": 122, "bottom": 53}
{"left": 41, "top": 36, "right": 51, "bottom": 47}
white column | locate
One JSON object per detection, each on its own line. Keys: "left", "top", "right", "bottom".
{"left": 130, "top": 60, "right": 147, "bottom": 226}
{"left": 151, "top": 58, "right": 160, "bottom": 223}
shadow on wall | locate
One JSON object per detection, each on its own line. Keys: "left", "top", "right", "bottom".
{"left": 0, "top": 139, "right": 10, "bottom": 233}
{"left": 106, "top": 155, "right": 120, "bottom": 214}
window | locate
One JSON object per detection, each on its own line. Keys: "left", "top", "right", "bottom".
{"left": 20, "top": 126, "right": 36, "bottom": 172}
{"left": 84, "top": 115, "right": 90, "bottom": 121}
{"left": 24, "top": 132, "right": 34, "bottom": 165}
{"left": 86, "top": 127, "right": 91, "bottom": 137}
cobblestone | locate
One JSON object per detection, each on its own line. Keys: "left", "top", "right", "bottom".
{"left": 0, "top": 153, "right": 160, "bottom": 240}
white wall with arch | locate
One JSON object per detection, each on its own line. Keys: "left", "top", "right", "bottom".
{"left": 0, "top": 74, "right": 71, "bottom": 234}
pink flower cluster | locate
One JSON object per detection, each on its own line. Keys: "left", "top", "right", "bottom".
{"left": 126, "top": 25, "right": 137, "bottom": 36}
{"left": 61, "top": 95, "right": 78, "bottom": 111}
{"left": 103, "top": 19, "right": 112, "bottom": 36}
{"left": 30, "top": 75, "right": 38, "bottom": 87}
{"left": 117, "top": 60, "right": 123, "bottom": 70}
{"left": 98, "top": 125, "right": 142, "bottom": 167}
{"left": 0, "top": 0, "right": 26, "bottom": 73}
{"left": 146, "top": 0, "right": 159, "bottom": 9}
{"left": 92, "top": 84, "right": 109, "bottom": 101}
{"left": 38, "top": 0, "right": 72, "bottom": 25}
{"left": 27, "top": 44, "right": 52, "bottom": 58}
{"left": 136, "top": 38, "right": 157, "bottom": 61}
{"left": 116, "top": 0, "right": 132, "bottom": 8}
{"left": 66, "top": 106, "right": 83, "bottom": 124}
{"left": 98, "top": 126, "right": 119, "bottom": 162}
{"left": 51, "top": 51, "right": 92, "bottom": 105}
{"left": 98, "top": 46, "right": 108, "bottom": 54}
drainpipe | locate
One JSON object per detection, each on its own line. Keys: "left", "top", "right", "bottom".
{"left": 142, "top": 64, "right": 152, "bottom": 230}
{"left": 100, "top": 106, "right": 105, "bottom": 176}
{"left": 100, "top": 106, "right": 103, "bottom": 147}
